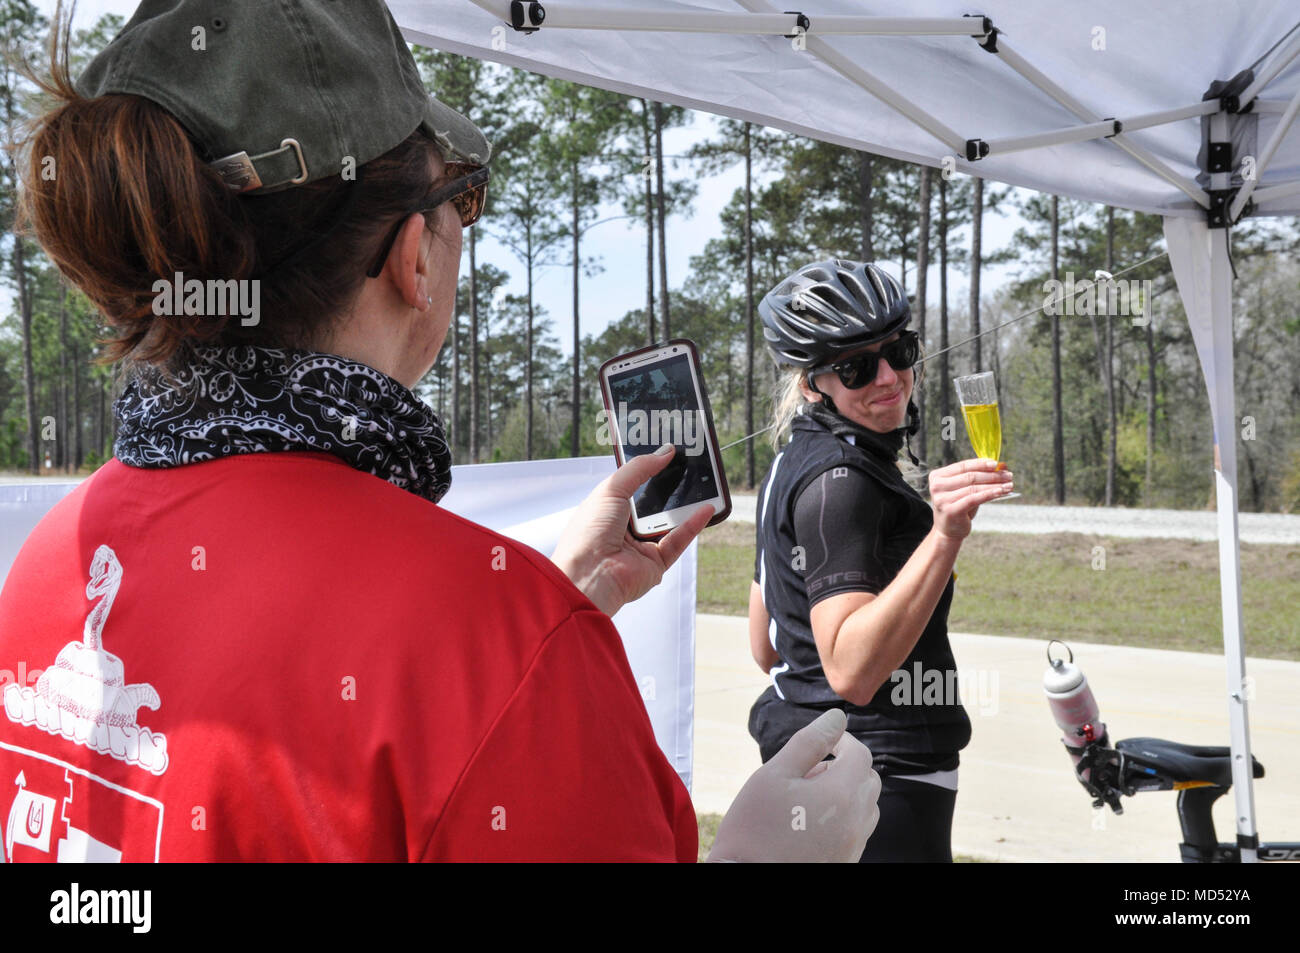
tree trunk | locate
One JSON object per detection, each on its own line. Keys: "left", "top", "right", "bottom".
{"left": 970, "top": 177, "right": 983, "bottom": 372}
{"left": 1050, "top": 195, "right": 1065, "bottom": 504}
{"left": 858, "top": 152, "right": 874, "bottom": 261}
{"left": 59, "top": 285, "right": 68, "bottom": 472}
{"left": 97, "top": 375, "right": 106, "bottom": 462}
{"left": 438, "top": 360, "right": 445, "bottom": 419}
{"left": 642, "top": 101, "right": 656, "bottom": 343}
{"left": 939, "top": 177, "right": 952, "bottom": 465}
{"left": 110, "top": 372, "right": 120, "bottom": 447}
{"left": 916, "top": 167, "right": 931, "bottom": 461}
{"left": 16, "top": 236, "right": 38, "bottom": 474}
{"left": 1087, "top": 281, "right": 1108, "bottom": 503}
{"left": 744, "top": 123, "right": 756, "bottom": 488}
{"left": 451, "top": 303, "right": 461, "bottom": 460}
{"left": 654, "top": 101, "right": 671, "bottom": 340}
{"left": 469, "top": 226, "right": 481, "bottom": 463}
{"left": 526, "top": 225, "right": 536, "bottom": 460}
{"left": 73, "top": 341, "right": 82, "bottom": 470}
{"left": 992, "top": 326, "right": 1003, "bottom": 406}
{"left": 1105, "top": 207, "right": 1117, "bottom": 505}
{"left": 1243, "top": 442, "right": 1263, "bottom": 510}
{"left": 1145, "top": 317, "right": 1157, "bottom": 505}
{"left": 898, "top": 233, "right": 911, "bottom": 294}
{"left": 484, "top": 315, "right": 492, "bottom": 452}
{"left": 571, "top": 159, "right": 581, "bottom": 457}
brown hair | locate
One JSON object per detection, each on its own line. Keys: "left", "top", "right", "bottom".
{"left": 15, "top": 8, "right": 442, "bottom": 372}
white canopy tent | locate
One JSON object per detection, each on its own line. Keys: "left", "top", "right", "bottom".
{"left": 392, "top": 0, "right": 1300, "bottom": 860}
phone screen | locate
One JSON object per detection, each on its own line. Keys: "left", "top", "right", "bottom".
{"left": 607, "top": 352, "right": 717, "bottom": 519}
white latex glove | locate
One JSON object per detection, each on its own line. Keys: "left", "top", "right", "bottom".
{"left": 707, "top": 709, "right": 881, "bottom": 863}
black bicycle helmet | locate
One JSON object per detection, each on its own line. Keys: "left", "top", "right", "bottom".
{"left": 759, "top": 259, "right": 910, "bottom": 368}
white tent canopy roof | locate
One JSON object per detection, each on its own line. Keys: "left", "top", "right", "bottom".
{"left": 393, "top": 0, "right": 1300, "bottom": 219}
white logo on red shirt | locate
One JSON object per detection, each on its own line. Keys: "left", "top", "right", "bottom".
{"left": 3, "top": 545, "right": 168, "bottom": 776}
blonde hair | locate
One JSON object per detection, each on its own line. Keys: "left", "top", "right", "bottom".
{"left": 768, "top": 365, "right": 811, "bottom": 449}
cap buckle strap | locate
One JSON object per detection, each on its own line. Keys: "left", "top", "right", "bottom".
{"left": 211, "top": 138, "right": 310, "bottom": 193}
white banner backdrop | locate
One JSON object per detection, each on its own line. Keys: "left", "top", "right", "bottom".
{"left": 0, "top": 456, "right": 696, "bottom": 790}
{"left": 438, "top": 456, "right": 696, "bottom": 790}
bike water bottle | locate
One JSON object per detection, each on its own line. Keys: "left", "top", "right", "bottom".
{"left": 1043, "top": 641, "right": 1108, "bottom": 780}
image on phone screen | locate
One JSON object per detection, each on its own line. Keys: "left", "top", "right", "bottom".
{"left": 607, "top": 352, "right": 716, "bottom": 519}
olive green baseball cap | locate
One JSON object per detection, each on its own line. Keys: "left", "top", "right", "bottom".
{"left": 75, "top": 0, "right": 491, "bottom": 193}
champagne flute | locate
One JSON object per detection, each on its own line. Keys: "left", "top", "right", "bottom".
{"left": 953, "top": 371, "right": 1020, "bottom": 500}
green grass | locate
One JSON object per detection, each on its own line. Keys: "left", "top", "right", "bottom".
{"left": 699, "top": 521, "right": 1300, "bottom": 659}
{"left": 697, "top": 813, "right": 722, "bottom": 862}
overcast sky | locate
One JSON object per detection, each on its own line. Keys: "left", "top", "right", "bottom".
{"left": 16, "top": 0, "right": 1030, "bottom": 363}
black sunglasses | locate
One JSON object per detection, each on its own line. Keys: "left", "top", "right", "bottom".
{"left": 820, "top": 330, "right": 920, "bottom": 389}
{"left": 365, "top": 162, "right": 490, "bottom": 279}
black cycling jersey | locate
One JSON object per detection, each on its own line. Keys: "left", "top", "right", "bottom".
{"left": 750, "top": 400, "right": 971, "bottom": 775}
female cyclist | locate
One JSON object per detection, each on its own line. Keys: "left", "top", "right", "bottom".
{"left": 748, "top": 259, "right": 1014, "bottom": 862}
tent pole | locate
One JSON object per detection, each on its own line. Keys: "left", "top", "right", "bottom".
{"left": 990, "top": 40, "right": 1209, "bottom": 208}
{"left": 795, "top": 33, "right": 967, "bottom": 152}
{"left": 727, "top": 0, "right": 971, "bottom": 153}
{"left": 1207, "top": 225, "right": 1259, "bottom": 862}
{"left": 1167, "top": 215, "right": 1261, "bottom": 862}
{"left": 1249, "top": 179, "right": 1300, "bottom": 205}
{"left": 982, "top": 118, "right": 1120, "bottom": 157}
{"left": 1236, "top": 32, "right": 1300, "bottom": 109}
{"left": 472, "top": 1, "right": 987, "bottom": 37}
{"left": 1228, "top": 82, "right": 1300, "bottom": 220}
{"left": 1119, "top": 100, "right": 1221, "bottom": 132}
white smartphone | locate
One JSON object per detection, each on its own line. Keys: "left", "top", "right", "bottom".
{"left": 598, "top": 339, "right": 732, "bottom": 541}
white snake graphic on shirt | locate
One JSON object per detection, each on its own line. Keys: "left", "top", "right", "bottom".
{"left": 3, "top": 545, "right": 168, "bottom": 775}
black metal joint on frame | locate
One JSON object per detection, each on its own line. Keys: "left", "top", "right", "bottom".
{"left": 783, "top": 11, "right": 810, "bottom": 38}
{"left": 965, "top": 138, "right": 989, "bottom": 161}
{"left": 963, "top": 13, "right": 995, "bottom": 46}
{"left": 509, "top": 0, "right": 545, "bottom": 32}
{"left": 1237, "top": 832, "right": 1260, "bottom": 850}
{"left": 1206, "top": 68, "right": 1256, "bottom": 114}
{"left": 1106, "top": 118, "right": 1122, "bottom": 138}
{"left": 1207, "top": 141, "right": 1233, "bottom": 173}
{"left": 1206, "top": 189, "right": 1237, "bottom": 229}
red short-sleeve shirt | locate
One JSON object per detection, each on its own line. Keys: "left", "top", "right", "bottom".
{"left": 0, "top": 453, "right": 697, "bottom": 862}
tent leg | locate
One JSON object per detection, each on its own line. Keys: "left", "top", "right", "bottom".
{"left": 1208, "top": 227, "right": 1258, "bottom": 862}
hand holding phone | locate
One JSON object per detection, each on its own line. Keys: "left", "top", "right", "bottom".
{"left": 550, "top": 446, "right": 714, "bottom": 616}
{"left": 598, "top": 339, "right": 732, "bottom": 540}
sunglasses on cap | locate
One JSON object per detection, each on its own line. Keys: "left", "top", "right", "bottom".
{"left": 816, "top": 330, "right": 920, "bottom": 389}
{"left": 365, "top": 162, "right": 490, "bottom": 279}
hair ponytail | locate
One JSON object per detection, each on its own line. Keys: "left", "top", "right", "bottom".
{"left": 16, "top": 5, "right": 444, "bottom": 373}
{"left": 20, "top": 87, "right": 257, "bottom": 367}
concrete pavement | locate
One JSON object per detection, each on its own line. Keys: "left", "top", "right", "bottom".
{"left": 692, "top": 613, "right": 1300, "bottom": 862}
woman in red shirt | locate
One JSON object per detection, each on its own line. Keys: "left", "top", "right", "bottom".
{"left": 1, "top": 0, "right": 877, "bottom": 862}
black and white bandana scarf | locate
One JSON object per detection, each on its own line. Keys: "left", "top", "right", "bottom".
{"left": 114, "top": 345, "right": 453, "bottom": 503}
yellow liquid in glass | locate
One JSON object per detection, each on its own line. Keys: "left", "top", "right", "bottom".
{"left": 961, "top": 402, "right": 1002, "bottom": 461}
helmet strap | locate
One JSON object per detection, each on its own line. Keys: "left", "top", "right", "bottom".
{"left": 903, "top": 398, "right": 921, "bottom": 466}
